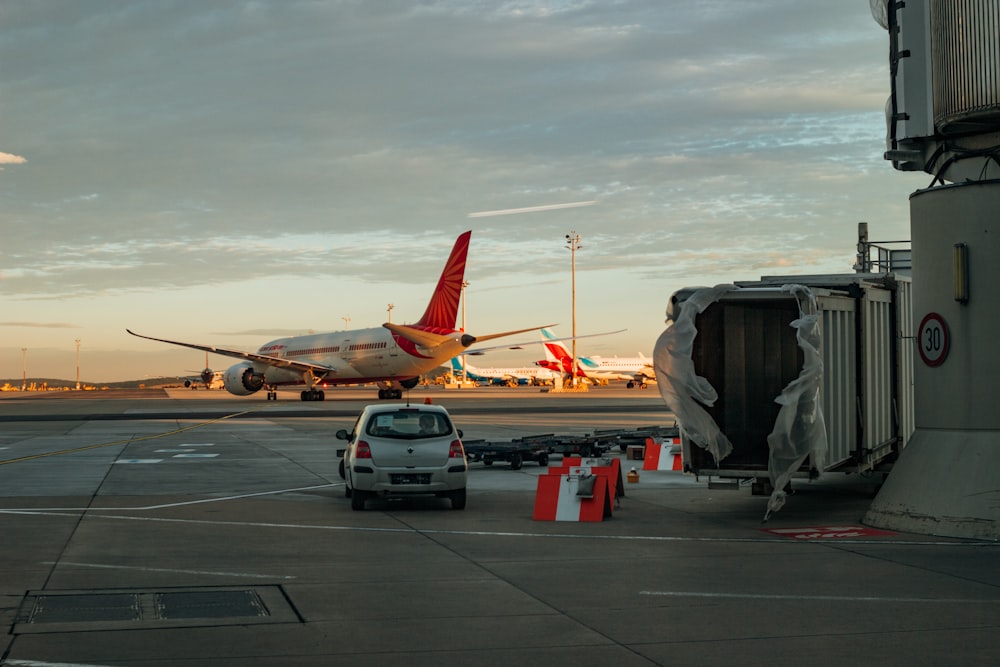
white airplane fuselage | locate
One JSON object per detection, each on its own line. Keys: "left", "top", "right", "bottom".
{"left": 251, "top": 327, "right": 468, "bottom": 386}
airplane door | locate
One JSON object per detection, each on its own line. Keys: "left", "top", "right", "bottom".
{"left": 340, "top": 338, "right": 355, "bottom": 366}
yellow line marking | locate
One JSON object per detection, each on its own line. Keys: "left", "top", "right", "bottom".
{"left": 0, "top": 411, "right": 256, "bottom": 466}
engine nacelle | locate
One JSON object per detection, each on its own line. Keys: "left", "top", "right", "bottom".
{"left": 400, "top": 376, "right": 421, "bottom": 390}
{"left": 223, "top": 363, "right": 265, "bottom": 396}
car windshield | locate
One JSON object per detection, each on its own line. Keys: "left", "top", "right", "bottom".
{"left": 365, "top": 410, "right": 452, "bottom": 439}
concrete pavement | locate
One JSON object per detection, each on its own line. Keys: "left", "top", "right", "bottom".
{"left": 1, "top": 387, "right": 997, "bottom": 666}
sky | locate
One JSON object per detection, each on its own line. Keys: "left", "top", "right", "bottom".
{"left": 0, "top": 0, "right": 927, "bottom": 383}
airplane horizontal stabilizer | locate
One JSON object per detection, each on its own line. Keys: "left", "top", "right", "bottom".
{"left": 466, "top": 324, "right": 558, "bottom": 345}
{"left": 383, "top": 323, "right": 474, "bottom": 350}
{"left": 467, "top": 328, "right": 626, "bottom": 354}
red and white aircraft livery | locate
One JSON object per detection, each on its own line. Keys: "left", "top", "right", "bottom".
{"left": 536, "top": 327, "right": 656, "bottom": 388}
{"left": 128, "top": 231, "right": 551, "bottom": 401}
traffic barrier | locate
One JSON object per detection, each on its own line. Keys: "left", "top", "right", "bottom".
{"left": 532, "top": 472, "right": 612, "bottom": 521}
{"left": 642, "top": 437, "right": 683, "bottom": 471}
{"left": 556, "top": 457, "right": 624, "bottom": 504}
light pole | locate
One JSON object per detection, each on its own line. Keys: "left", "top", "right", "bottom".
{"left": 21, "top": 348, "right": 27, "bottom": 391}
{"left": 460, "top": 281, "right": 469, "bottom": 385}
{"left": 75, "top": 339, "right": 81, "bottom": 390}
{"left": 387, "top": 303, "right": 394, "bottom": 323}
{"left": 342, "top": 316, "right": 351, "bottom": 329}
{"left": 565, "top": 231, "right": 582, "bottom": 387}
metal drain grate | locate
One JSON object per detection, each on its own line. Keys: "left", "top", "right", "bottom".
{"left": 27, "top": 593, "right": 141, "bottom": 623}
{"left": 156, "top": 589, "right": 267, "bottom": 619}
{"left": 14, "top": 586, "right": 299, "bottom": 634}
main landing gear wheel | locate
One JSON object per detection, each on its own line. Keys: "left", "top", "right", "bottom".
{"left": 377, "top": 389, "right": 403, "bottom": 400}
{"left": 266, "top": 390, "right": 278, "bottom": 400}
{"left": 300, "top": 389, "right": 325, "bottom": 401}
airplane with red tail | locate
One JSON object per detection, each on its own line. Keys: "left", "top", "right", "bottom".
{"left": 128, "top": 231, "right": 553, "bottom": 401}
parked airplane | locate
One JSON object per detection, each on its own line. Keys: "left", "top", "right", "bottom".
{"left": 446, "top": 356, "right": 557, "bottom": 387}
{"left": 128, "top": 231, "right": 555, "bottom": 401}
{"left": 536, "top": 327, "right": 656, "bottom": 388}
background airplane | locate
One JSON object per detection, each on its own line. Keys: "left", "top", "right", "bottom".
{"left": 128, "top": 231, "right": 553, "bottom": 401}
{"left": 445, "top": 357, "right": 557, "bottom": 387}
{"left": 536, "top": 327, "right": 656, "bottom": 388}
{"left": 182, "top": 352, "right": 224, "bottom": 389}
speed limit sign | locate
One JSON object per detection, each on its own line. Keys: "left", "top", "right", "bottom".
{"left": 918, "top": 312, "right": 949, "bottom": 367}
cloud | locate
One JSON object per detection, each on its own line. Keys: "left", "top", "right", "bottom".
{"left": 0, "top": 151, "right": 26, "bottom": 165}
{"left": 0, "top": 321, "right": 79, "bottom": 328}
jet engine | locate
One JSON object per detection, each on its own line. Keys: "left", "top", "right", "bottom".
{"left": 223, "top": 363, "right": 266, "bottom": 396}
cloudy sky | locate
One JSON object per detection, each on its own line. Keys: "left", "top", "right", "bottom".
{"left": 1, "top": 0, "right": 926, "bottom": 383}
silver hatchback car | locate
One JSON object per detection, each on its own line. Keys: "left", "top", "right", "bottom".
{"left": 337, "top": 403, "right": 468, "bottom": 510}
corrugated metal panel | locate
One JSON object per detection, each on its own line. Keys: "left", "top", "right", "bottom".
{"left": 862, "top": 287, "right": 896, "bottom": 459}
{"left": 894, "top": 278, "right": 916, "bottom": 446}
{"left": 931, "top": 0, "right": 1000, "bottom": 133}
{"left": 817, "top": 296, "right": 857, "bottom": 469}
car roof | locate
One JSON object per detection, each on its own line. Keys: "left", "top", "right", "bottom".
{"left": 361, "top": 403, "right": 450, "bottom": 416}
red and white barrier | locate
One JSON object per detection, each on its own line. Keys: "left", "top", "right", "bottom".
{"left": 532, "top": 473, "right": 611, "bottom": 521}
{"left": 642, "top": 437, "right": 683, "bottom": 471}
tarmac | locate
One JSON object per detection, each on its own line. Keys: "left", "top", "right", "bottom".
{"left": 0, "top": 385, "right": 997, "bottom": 666}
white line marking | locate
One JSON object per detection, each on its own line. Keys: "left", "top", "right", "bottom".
{"left": 3, "top": 660, "right": 122, "bottom": 667}
{"left": 112, "top": 459, "right": 163, "bottom": 464}
{"left": 0, "top": 483, "right": 340, "bottom": 512}
{"left": 43, "top": 561, "right": 295, "bottom": 580}
{"left": 639, "top": 590, "right": 1000, "bottom": 604}
{"left": 468, "top": 200, "right": 597, "bottom": 217}
{"left": 172, "top": 453, "right": 219, "bottom": 458}
{"left": 3, "top": 509, "right": 995, "bottom": 549}
{"left": 2, "top": 660, "right": 120, "bottom": 667}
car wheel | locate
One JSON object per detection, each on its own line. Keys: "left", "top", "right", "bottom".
{"left": 338, "top": 460, "right": 346, "bottom": 479}
{"left": 536, "top": 453, "right": 549, "bottom": 467}
{"left": 450, "top": 488, "right": 467, "bottom": 510}
{"left": 344, "top": 485, "right": 352, "bottom": 498}
{"left": 509, "top": 453, "right": 523, "bottom": 470}
{"left": 351, "top": 489, "right": 366, "bottom": 511}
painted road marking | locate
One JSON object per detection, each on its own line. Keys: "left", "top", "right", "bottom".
{"left": 0, "top": 411, "right": 252, "bottom": 466}
{"left": 44, "top": 561, "right": 295, "bottom": 580}
{"left": 639, "top": 590, "right": 1000, "bottom": 604}
{"left": 762, "top": 525, "right": 896, "bottom": 539}
{"left": 2, "top": 509, "right": 991, "bottom": 549}
{"left": 113, "top": 459, "right": 164, "bottom": 464}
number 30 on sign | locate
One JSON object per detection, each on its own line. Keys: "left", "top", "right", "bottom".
{"left": 918, "top": 312, "right": 949, "bottom": 367}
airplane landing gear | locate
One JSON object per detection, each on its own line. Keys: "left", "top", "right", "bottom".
{"left": 377, "top": 388, "right": 403, "bottom": 400}
{"left": 300, "top": 389, "right": 326, "bottom": 401}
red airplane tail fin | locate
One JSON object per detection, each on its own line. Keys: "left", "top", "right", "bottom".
{"left": 414, "top": 231, "right": 471, "bottom": 331}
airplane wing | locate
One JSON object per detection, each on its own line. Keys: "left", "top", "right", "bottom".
{"left": 126, "top": 329, "right": 337, "bottom": 376}
{"left": 465, "top": 329, "right": 626, "bottom": 355}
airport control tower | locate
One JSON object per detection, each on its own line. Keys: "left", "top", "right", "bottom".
{"left": 865, "top": 1, "right": 1000, "bottom": 539}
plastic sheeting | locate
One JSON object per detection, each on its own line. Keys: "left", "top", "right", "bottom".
{"left": 653, "top": 285, "right": 736, "bottom": 465}
{"left": 764, "top": 285, "right": 827, "bottom": 519}
{"left": 653, "top": 284, "right": 828, "bottom": 519}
